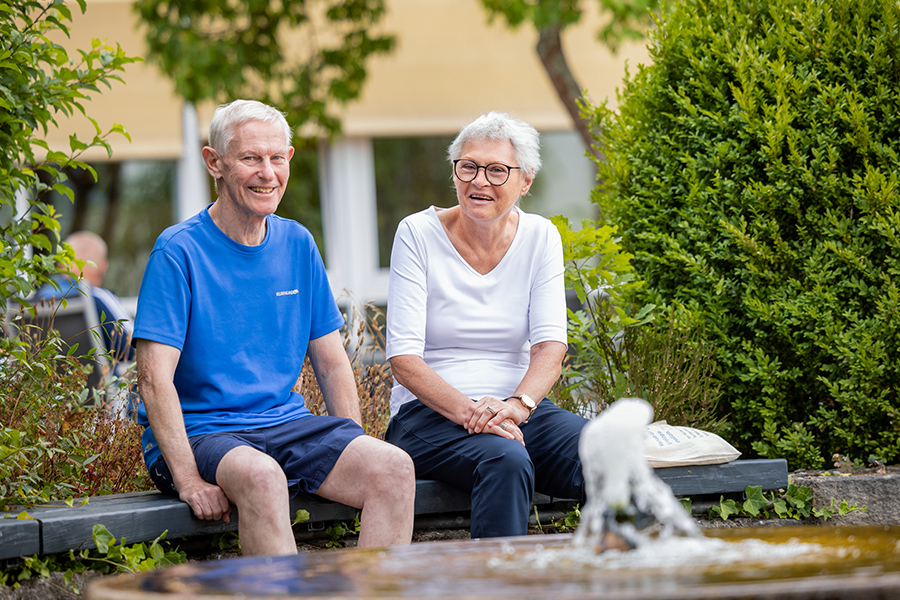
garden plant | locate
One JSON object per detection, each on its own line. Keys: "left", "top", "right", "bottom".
{"left": 551, "top": 216, "right": 726, "bottom": 434}
{"left": 1, "top": 0, "right": 144, "bottom": 510}
{"left": 587, "top": 0, "right": 900, "bottom": 469}
{"left": 1, "top": 0, "right": 137, "bottom": 311}
{"left": 0, "top": 0, "right": 169, "bottom": 591}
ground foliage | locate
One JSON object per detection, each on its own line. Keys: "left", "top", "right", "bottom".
{"left": 0, "top": 524, "right": 185, "bottom": 593}
{"left": 704, "top": 483, "right": 865, "bottom": 522}
{"left": 588, "top": 0, "right": 900, "bottom": 469}
{"left": 0, "top": 330, "right": 148, "bottom": 512}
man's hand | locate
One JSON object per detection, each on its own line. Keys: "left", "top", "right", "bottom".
{"left": 177, "top": 475, "right": 233, "bottom": 522}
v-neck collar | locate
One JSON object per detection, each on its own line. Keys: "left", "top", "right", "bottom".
{"left": 430, "top": 205, "right": 521, "bottom": 277}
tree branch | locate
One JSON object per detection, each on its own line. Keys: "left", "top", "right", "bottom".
{"left": 536, "top": 23, "right": 605, "bottom": 163}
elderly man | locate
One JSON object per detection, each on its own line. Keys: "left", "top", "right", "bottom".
{"left": 133, "top": 99, "right": 415, "bottom": 555}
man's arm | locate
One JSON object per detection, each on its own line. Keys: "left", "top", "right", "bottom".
{"left": 306, "top": 329, "right": 363, "bottom": 425}
{"left": 136, "top": 339, "right": 232, "bottom": 521}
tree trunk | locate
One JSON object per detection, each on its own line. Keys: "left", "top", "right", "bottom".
{"left": 536, "top": 24, "right": 606, "bottom": 163}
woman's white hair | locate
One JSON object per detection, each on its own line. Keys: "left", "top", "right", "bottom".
{"left": 208, "top": 100, "right": 293, "bottom": 156}
{"left": 447, "top": 111, "right": 542, "bottom": 177}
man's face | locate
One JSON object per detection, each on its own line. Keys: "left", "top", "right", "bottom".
{"left": 207, "top": 120, "right": 294, "bottom": 221}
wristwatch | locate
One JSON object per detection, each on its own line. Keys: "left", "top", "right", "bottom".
{"left": 506, "top": 394, "right": 537, "bottom": 423}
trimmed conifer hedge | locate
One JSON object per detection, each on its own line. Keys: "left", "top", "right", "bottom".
{"left": 589, "top": 0, "right": 900, "bottom": 468}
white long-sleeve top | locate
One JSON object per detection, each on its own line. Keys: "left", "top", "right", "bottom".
{"left": 386, "top": 206, "right": 567, "bottom": 417}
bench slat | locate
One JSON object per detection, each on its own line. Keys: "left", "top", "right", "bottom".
{"left": 656, "top": 459, "right": 788, "bottom": 496}
{"left": 0, "top": 458, "right": 788, "bottom": 560}
{"left": 0, "top": 519, "right": 40, "bottom": 559}
{"left": 37, "top": 497, "right": 235, "bottom": 556}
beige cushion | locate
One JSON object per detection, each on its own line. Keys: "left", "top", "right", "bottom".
{"left": 644, "top": 421, "right": 741, "bottom": 467}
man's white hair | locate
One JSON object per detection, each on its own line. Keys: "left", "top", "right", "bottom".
{"left": 208, "top": 100, "right": 292, "bottom": 156}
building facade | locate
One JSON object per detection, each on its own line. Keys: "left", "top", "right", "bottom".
{"left": 44, "top": 0, "right": 650, "bottom": 305}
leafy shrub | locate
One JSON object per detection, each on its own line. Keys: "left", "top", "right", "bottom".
{"left": 0, "top": 327, "right": 148, "bottom": 511}
{"left": 588, "top": 0, "right": 900, "bottom": 468}
{"left": 551, "top": 216, "right": 653, "bottom": 417}
{"left": 551, "top": 217, "right": 724, "bottom": 432}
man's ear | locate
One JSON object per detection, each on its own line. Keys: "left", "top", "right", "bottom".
{"left": 202, "top": 146, "right": 222, "bottom": 178}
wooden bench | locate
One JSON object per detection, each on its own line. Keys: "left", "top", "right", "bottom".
{"left": 0, "top": 459, "right": 788, "bottom": 561}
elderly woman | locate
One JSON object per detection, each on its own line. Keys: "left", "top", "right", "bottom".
{"left": 385, "top": 112, "right": 589, "bottom": 538}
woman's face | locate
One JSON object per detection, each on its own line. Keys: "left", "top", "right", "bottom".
{"left": 454, "top": 138, "right": 532, "bottom": 223}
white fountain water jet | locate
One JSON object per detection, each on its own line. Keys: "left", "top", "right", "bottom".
{"left": 573, "top": 397, "right": 701, "bottom": 552}
{"left": 488, "top": 396, "right": 822, "bottom": 574}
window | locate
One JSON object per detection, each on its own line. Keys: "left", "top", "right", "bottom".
{"left": 373, "top": 136, "right": 455, "bottom": 268}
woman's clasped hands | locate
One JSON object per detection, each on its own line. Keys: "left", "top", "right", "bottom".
{"left": 465, "top": 397, "right": 525, "bottom": 445}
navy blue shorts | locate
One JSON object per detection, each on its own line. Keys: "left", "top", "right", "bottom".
{"left": 149, "top": 416, "right": 365, "bottom": 497}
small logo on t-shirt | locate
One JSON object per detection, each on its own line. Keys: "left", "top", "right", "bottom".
{"left": 276, "top": 289, "right": 299, "bottom": 297}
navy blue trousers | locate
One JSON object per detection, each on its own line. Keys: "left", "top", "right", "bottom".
{"left": 385, "top": 399, "right": 588, "bottom": 538}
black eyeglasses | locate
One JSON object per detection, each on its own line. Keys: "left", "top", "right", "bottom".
{"left": 453, "top": 159, "right": 521, "bottom": 186}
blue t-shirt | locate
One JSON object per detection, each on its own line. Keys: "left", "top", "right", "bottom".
{"left": 133, "top": 207, "right": 344, "bottom": 468}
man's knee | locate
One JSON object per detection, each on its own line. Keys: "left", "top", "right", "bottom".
{"left": 318, "top": 436, "right": 415, "bottom": 510}
{"left": 381, "top": 444, "right": 416, "bottom": 494}
{"left": 380, "top": 441, "right": 415, "bottom": 474}
{"left": 217, "top": 446, "right": 288, "bottom": 500}
{"left": 342, "top": 437, "right": 415, "bottom": 500}
{"left": 358, "top": 438, "right": 415, "bottom": 489}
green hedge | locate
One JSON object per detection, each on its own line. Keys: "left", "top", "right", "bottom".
{"left": 589, "top": 0, "right": 900, "bottom": 469}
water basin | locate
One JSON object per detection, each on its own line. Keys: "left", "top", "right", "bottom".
{"left": 88, "top": 525, "right": 900, "bottom": 599}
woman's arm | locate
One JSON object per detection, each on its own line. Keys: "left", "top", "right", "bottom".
{"left": 466, "top": 340, "right": 568, "bottom": 435}
{"left": 389, "top": 354, "right": 474, "bottom": 425}
{"left": 504, "top": 340, "right": 566, "bottom": 422}
{"left": 387, "top": 217, "right": 508, "bottom": 433}
{"left": 390, "top": 354, "right": 524, "bottom": 444}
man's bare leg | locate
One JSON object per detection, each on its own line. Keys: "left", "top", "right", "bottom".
{"left": 216, "top": 446, "right": 297, "bottom": 556}
{"left": 315, "top": 436, "right": 415, "bottom": 547}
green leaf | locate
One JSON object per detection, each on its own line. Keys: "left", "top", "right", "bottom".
{"left": 742, "top": 485, "right": 769, "bottom": 517}
{"left": 92, "top": 524, "right": 116, "bottom": 554}
{"left": 711, "top": 497, "right": 740, "bottom": 520}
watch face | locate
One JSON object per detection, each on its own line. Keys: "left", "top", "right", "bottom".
{"left": 520, "top": 395, "right": 536, "bottom": 409}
